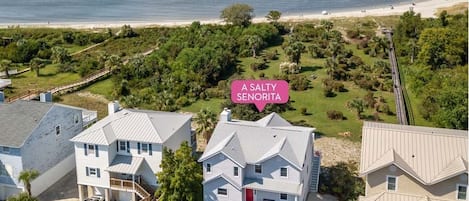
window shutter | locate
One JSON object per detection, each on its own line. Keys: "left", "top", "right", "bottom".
{"left": 95, "top": 145, "right": 99, "bottom": 157}
{"left": 116, "top": 140, "right": 119, "bottom": 152}
{"left": 137, "top": 143, "right": 141, "bottom": 154}
{"left": 84, "top": 144, "right": 88, "bottom": 156}
{"left": 86, "top": 167, "right": 89, "bottom": 176}
{"left": 149, "top": 144, "right": 152, "bottom": 156}
{"left": 126, "top": 141, "right": 130, "bottom": 153}
{"left": 97, "top": 168, "right": 101, "bottom": 178}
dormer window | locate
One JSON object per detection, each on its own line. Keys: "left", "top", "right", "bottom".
{"left": 386, "top": 175, "right": 397, "bottom": 191}
{"left": 119, "top": 141, "right": 126, "bottom": 151}
{"left": 206, "top": 163, "right": 211, "bottom": 173}
{"left": 56, "top": 125, "right": 61, "bottom": 135}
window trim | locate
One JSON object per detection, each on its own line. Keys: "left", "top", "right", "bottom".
{"left": 280, "top": 167, "right": 288, "bottom": 177}
{"left": 87, "top": 144, "right": 95, "bottom": 155}
{"left": 280, "top": 193, "right": 288, "bottom": 200}
{"left": 217, "top": 188, "right": 228, "bottom": 197}
{"left": 254, "top": 164, "right": 262, "bottom": 174}
{"left": 141, "top": 143, "right": 149, "bottom": 153}
{"left": 119, "top": 141, "right": 126, "bottom": 151}
{"left": 457, "top": 184, "right": 467, "bottom": 200}
{"left": 89, "top": 167, "right": 97, "bottom": 176}
{"left": 206, "top": 163, "right": 211, "bottom": 173}
{"left": 386, "top": 175, "right": 397, "bottom": 191}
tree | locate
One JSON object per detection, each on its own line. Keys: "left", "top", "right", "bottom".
{"left": 246, "top": 35, "right": 263, "bottom": 58}
{"left": 220, "top": 3, "right": 254, "bottom": 27}
{"left": 7, "top": 193, "right": 38, "bottom": 201}
{"left": 29, "top": 58, "right": 45, "bottom": 77}
{"left": 265, "top": 10, "right": 281, "bottom": 22}
{"left": 319, "top": 161, "right": 365, "bottom": 201}
{"left": 284, "top": 41, "right": 305, "bottom": 64}
{"left": 194, "top": 108, "right": 217, "bottom": 142}
{"left": 105, "top": 54, "right": 122, "bottom": 71}
{"left": 439, "top": 10, "right": 449, "bottom": 27}
{"left": 347, "top": 98, "right": 365, "bottom": 119}
{"left": 18, "top": 169, "right": 39, "bottom": 197}
{"left": 417, "top": 28, "right": 466, "bottom": 69}
{"left": 51, "top": 46, "right": 70, "bottom": 64}
{"left": 120, "top": 25, "right": 137, "bottom": 38}
{"left": 320, "top": 20, "right": 334, "bottom": 32}
{"left": 0, "top": 59, "right": 12, "bottom": 78}
{"left": 155, "top": 142, "right": 203, "bottom": 201}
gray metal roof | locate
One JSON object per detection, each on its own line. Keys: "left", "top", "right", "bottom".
{"left": 199, "top": 113, "right": 314, "bottom": 170}
{"left": 0, "top": 100, "right": 55, "bottom": 147}
{"left": 360, "top": 121, "right": 468, "bottom": 185}
{"left": 106, "top": 155, "right": 144, "bottom": 174}
{"left": 71, "top": 109, "right": 192, "bottom": 145}
{"left": 243, "top": 177, "right": 302, "bottom": 195}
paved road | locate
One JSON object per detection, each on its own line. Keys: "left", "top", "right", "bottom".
{"left": 385, "top": 30, "right": 408, "bottom": 125}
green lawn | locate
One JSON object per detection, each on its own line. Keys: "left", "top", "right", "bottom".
{"left": 182, "top": 98, "right": 225, "bottom": 114}
{"left": 181, "top": 41, "right": 397, "bottom": 142}
{"left": 5, "top": 64, "right": 81, "bottom": 98}
{"left": 83, "top": 78, "right": 114, "bottom": 100}
{"left": 57, "top": 93, "right": 108, "bottom": 120}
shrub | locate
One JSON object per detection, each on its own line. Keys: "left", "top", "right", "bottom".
{"left": 319, "top": 161, "right": 365, "bottom": 200}
{"left": 327, "top": 110, "right": 344, "bottom": 120}
{"left": 176, "top": 96, "right": 190, "bottom": 107}
{"left": 300, "top": 107, "right": 308, "bottom": 115}
{"left": 289, "top": 75, "right": 310, "bottom": 91}
{"left": 250, "top": 62, "right": 266, "bottom": 71}
{"left": 346, "top": 28, "right": 360, "bottom": 39}
{"left": 259, "top": 72, "right": 265, "bottom": 78}
{"left": 264, "top": 50, "right": 278, "bottom": 60}
{"left": 323, "top": 86, "right": 335, "bottom": 97}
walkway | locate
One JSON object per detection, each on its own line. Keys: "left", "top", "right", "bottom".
{"left": 385, "top": 30, "right": 409, "bottom": 125}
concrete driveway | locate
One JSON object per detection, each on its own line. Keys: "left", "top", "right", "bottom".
{"left": 37, "top": 169, "right": 79, "bottom": 201}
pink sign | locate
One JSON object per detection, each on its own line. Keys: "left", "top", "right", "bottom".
{"left": 231, "top": 80, "right": 289, "bottom": 112}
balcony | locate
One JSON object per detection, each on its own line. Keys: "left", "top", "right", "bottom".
{"left": 110, "top": 178, "right": 152, "bottom": 201}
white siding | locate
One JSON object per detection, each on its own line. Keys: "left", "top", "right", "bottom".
{"left": 203, "top": 153, "right": 243, "bottom": 187}
{"left": 203, "top": 177, "right": 241, "bottom": 201}
{"left": 245, "top": 156, "right": 301, "bottom": 183}
{"left": 75, "top": 143, "right": 110, "bottom": 188}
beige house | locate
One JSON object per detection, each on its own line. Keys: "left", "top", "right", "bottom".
{"left": 359, "top": 122, "right": 468, "bottom": 201}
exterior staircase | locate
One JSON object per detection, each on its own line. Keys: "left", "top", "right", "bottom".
{"left": 110, "top": 178, "right": 152, "bottom": 201}
{"left": 310, "top": 150, "right": 321, "bottom": 192}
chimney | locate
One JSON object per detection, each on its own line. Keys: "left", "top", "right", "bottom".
{"left": 108, "top": 101, "right": 120, "bottom": 116}
{"left": 220, "top": 108, "right": 231, "bottom": 122}
{"left": 0, "top": 91, "right": 4, "bottom": 103}
{"left": 39, "top": 91, "right": 52, "bottom": 102}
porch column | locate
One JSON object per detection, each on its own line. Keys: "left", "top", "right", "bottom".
{"left": 132, "top": 174, "right": 135, "bottom": 191}
{"left": 87, "top": 186, "right": 94, "bottom": 198}
{"left": 78, "top": 185, "right": 84, "bottom": 201}
{"left": 104, "top": 189, "right": 110, "bottom": 201}
{"left": 132, "top": 192, "right": 137, "bottom": 201}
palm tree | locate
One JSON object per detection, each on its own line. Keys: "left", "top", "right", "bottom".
{"left": 18, "top": 169, "right": 39, "bottom": 197}
{"left": 194, "top": 108, "right": 217, "bottom": 142}
{"left": 247, "top": 35, "right": 263, "bottom": 58}
{"left": 347, "top": 98, "right": 365, "bottom": 119}
{"left": 327, "top": 41, "right": 342, "bottom": 62}
{"left": 0, "top": 59, "right": 12, "bottom": 78}
{"left": 320, "top": 20, "right": 334, "bottom": 32}
{"left": 105, "top": 54, "right": 122, "bottom": 71}
{"left": 265, "top": 10, "right": 282, "bottom": 22}
{"left": 7, "top": 193, "right": 38, "bottom": 201}
{"left": 285, "top": 41, "right": 305, "bottom": 64}
{"left": 51, "top": 46, "right": 70, "bottom": 64}
{"left": 29, "top": 58, "right": 44, "bottom": 77}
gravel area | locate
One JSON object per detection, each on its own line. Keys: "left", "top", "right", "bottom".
{"left": 314, "top": 136, "right": 361, "bottom": 167}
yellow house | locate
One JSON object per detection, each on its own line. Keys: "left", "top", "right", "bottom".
{"left": 359, "top": 122, "right": 468, "bottom": 201}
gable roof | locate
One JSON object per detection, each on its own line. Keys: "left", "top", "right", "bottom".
{"left": 360, "top": 121, "right": 468, "bottom": 185}
{"left": 0, "top": 100, "right": 84, "bottom": 147}
{"left": 359, "top": 192, "right": 453, "bottom": 201}
{"left": 202, "top": 173, "right": 242, "bottom": 190}
{"left": 199, "top": 113, "right": 314, "bottom": 170}
{"left": 71, "top": 109, "right": 191, "bottom": 145}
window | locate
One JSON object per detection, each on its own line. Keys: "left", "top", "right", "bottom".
{"left": 386, "top": 176, "right": 397, "bottom": 191}
{"left": 86, "top": 167, "right": 100, "bottom": 178}
{"left": 206, "top": 163, "right": 211, "bottom": 173}
{"left": 255, "top": 164, "right": 262, "bottom": 174}
{"left": 280, "top": 167, "right": 288, "bottom": 177}
{"left": 55, "top": 125, "right": 61, "bottom": 135}
{"left": 119, "top": 141, "right": 126, "bottom": 151}
{"left": 141, "top": 143, "right": 148, "bottom": 153}
{"left": 234, "top": 167, "right": 239, "bottom": 176}
{"left": 89, "top": 168, "right": 97, "bottom": 176}
{"left": 2, "top": 146, "right": 10, "bottom": 154}
{"left": 280, "top": 193, "right": 288, "bottom": 200}
{"left": 457, "top": 184, "right": 467, "bottom": 200}
{"left": 217, "top": 188, "right": 227, "bottom": 196}
{"left": 191, "top": 133, "right": 196, "bottom": 145}
{"left": 88, "top": 144, "right": 95, "bottom": 155}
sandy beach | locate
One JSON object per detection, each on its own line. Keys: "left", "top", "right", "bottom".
{"left": 0, "top": 0, "right": 466, "bottom": 29}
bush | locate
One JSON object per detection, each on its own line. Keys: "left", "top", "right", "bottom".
{"left": 259, "top": 72, "right": 265, "bottom": 78}
{"left": 250, "top": 62, "right": 266, "bottom": 71}
{"left": 176, "top": 96, "right": 190, "bottom": 107}
{"left": 346, "top": 28, "right": 360, "bottom": 39}
{"left": 264, "top": 50, "right": 278, "bottom": 60}
{"left": 319, "top": 161, "right": 365, "bottom": 201}
{"left": 327, "top": 110, "right": 344, "bottom": 120}
{"left": 300, "top": 107, "right": 308, "bottom": 115}
{"left": 289, "top": 75, "right": 310, "bottom": 91}
{"left": 323, "top": 86, "right": 335, "bottom": 97}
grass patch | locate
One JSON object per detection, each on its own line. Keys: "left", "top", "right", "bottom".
{"left": 57, "top": 93, "right": 108, "bottom": 120}
{"left": 5, "top": 64, "right": 81, "bottom": 98}
{"left": 436, "top": 2, "right": 468, "bottom": 15}
{"left": 82, "top": 78, "right": 114, "bottom": 100}
{"left": 181, "top": 98, "right": 225, "bottom": 114}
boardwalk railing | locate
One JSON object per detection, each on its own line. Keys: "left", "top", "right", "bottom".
{"left": 110, "top": 178, "right": 151, "bottom": 200}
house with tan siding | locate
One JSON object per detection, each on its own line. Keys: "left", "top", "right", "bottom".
{"left": 359, "top": 122, "right": 468, "bottom": 201}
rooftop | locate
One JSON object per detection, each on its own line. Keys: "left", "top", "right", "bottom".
{"left": 360, "top": 121, "right": 468, "bottom": 185}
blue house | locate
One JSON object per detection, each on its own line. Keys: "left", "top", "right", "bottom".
{"left": 0, "top": 99, "right": 96, "bottom": 200}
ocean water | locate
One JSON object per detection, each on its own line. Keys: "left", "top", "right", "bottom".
{"left": 0, "top": 0, "right": 410, "bottom": 23}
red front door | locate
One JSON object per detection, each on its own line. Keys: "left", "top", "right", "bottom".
{"left": 245, "top": 188, "right": 253, "bottom": 201}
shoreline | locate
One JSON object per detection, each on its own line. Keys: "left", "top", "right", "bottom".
{"left": 0, "top": 0, "right": 465, "bottom": 29}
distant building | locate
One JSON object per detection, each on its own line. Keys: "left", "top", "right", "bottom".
{"left": 359, "top": 122, "right": 468, "bottom": 201}
{"left": 198, "top": 108, "right": 321, "bottom": 201}
{"left": 71, "top": 102, "right": 195, "bottom": 201}
{"left": 0, "top": 99, "right": 97, "bottom": 200}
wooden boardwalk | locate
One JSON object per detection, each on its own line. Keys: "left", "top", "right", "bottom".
{"left": 6, "top": 46, "right": 158, "bottom": 103}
